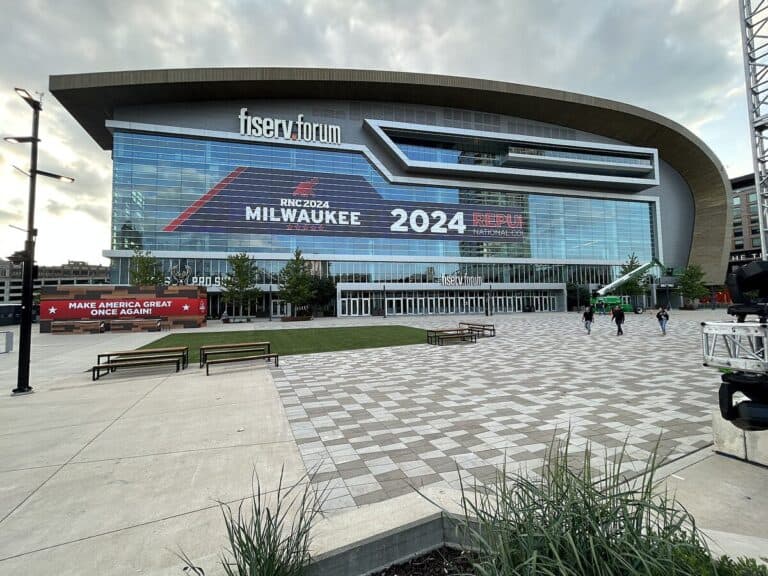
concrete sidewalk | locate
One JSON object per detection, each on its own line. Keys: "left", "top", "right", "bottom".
{"left": 663, "top": 450, "right": 768, "bottom": 562}
{"left": 0, "top": 327, "right": 303, "bottom": 575}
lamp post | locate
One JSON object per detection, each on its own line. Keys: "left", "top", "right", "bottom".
{"left": 5, "top": 89, "right": 74, "bottom": 395}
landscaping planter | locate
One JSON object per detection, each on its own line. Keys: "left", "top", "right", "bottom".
{"left": 281, "top": 315, "right": 313, "bottom": 322}
{"left": 370, "top": 546, "right": 475, "bottom": 576}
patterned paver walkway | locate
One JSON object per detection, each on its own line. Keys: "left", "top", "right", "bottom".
{"left": 273, "top": 311, "right": 718, "bottom": 511}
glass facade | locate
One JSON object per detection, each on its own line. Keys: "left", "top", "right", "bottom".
{"left": 112, "top": 257, "right": 620, "bottom": 287}
{"left": 112, "top": 131, "right": 655, "bottom": 264}
{"left": 395, "top": 139, "right": 652, "bottom": 168}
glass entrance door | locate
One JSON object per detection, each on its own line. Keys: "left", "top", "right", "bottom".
{"left": 271, "top": 299, "right": 290, "bottom": 317}
{"left": 386, "top": 297, "right": 403, "bottom": 315}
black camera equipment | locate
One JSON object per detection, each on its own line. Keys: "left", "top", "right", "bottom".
{"left": 702, "top": 261, "right": 768, "bottom": 431}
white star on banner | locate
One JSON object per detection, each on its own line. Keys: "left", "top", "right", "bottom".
{"left": 182, "top": 304, "right": 190, "bottom": 311}
{"left": 48, "top": 306, "right": 57, "bottom": 314}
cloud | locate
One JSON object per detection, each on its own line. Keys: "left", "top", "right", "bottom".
{"left": 0, "top": 0, "right": 750, "bottom": 264}
{"left": 0, "top": 208, "right": 23, "bottom": 225}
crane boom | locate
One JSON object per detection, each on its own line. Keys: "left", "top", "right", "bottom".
{"left": 596, "top": 258, "right": 663, "bottom": 296}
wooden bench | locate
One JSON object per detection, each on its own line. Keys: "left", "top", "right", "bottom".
{"left": 206, "top": 353, "right": 279, "bottom": 375}
{"left": 52, "top": 320, "right": 105, "bottom": 335}
{"left": 98, "top": 346, "right": 189, "bottom": 369}
{"left": 426, "top": 328, "right": 477, "bottom": 345}
{"left": 199, "top": 342, "right": 271, "bottom": 368}
{"left": 93, "top": 357, "right": 182, "bottom": 381}
{"left": 102, "top": 352, "right": 188, "bottom": 373}
{"left": 458, "top": 322, "right": 496, "bottom": 337}
{"left": 204, "top": 347, "right": 269, "bottom": 364}
{"left": 109, "top": 319, "right": 163, "bottom": 333}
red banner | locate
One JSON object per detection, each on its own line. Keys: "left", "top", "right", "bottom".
{"left": 41, "top": 298, "right": 207, "bottom": 321}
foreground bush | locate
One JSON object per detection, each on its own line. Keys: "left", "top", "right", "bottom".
{"left": 181, "top": 469, "right": 324, "bottom": 576}
{"left": 458, "top": 436, "right": 767, "bottom": 576}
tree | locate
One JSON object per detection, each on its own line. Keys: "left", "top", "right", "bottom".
{"left": 676, "top": 264, "right": 709, "bottom": 308}
{"left": 566, "top": 282, "right": 591, "bottom": 310}
{"left": 279, "top": 248, "right": 315, "bottom": 317}
{"left": 129, "top": 248, "right": 164, "bottom": 286}
{"left": 221, "top": 253, "right": 261, "bottom": 317}
{"left": 310, "top": 275, "right": 337, "bottom": 315}
{"left": 617, "top": 252, "right": 646, "bottom": 296}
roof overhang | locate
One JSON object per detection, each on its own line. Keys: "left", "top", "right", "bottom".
{"left": 48, "top": 67, "right": 731, "bottom": 283}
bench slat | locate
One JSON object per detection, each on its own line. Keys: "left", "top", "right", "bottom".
{"left": 199, "top": 342, "right": 271, "bottom": 367}
{"left": 92, "top": 357, "right": 181, "bottom": 381}
{"left": 206, "top": 353, "right": 279, "bottom": 375}
{"left": 99, "top": 346, "right": 188, "bottom": 368}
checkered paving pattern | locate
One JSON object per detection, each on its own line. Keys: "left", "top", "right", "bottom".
{"left": 272, "top": 312, "right": 717, "bottom": 511}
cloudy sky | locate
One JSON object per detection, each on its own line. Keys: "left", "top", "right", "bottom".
{"left": 0, "top": 0, "right": 750, "bottom": 265}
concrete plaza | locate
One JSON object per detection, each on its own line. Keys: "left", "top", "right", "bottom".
{"left": 0, "top": 310, "right": 765, "bottom": 574}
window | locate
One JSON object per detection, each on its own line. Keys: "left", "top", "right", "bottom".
{"left": 752, "top": 226, "right": 760, "bottom": 235}
{"left": 753, "top": 237, "right": 763, "bottom": 248}
{"left": 733, "top": 228, "right": 743, "bottom": 237}
{"left": 735, "top": 240, "right": 744, "bottom": 249}
{"left": 748, "top": 193, "right": 757, "bottom": 203}
{"left": 732, "top": 197, "right": 741, "bottom": 206}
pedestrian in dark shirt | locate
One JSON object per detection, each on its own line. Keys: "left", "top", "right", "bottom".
{"left": 656, "top": 306, "right": 669, "bottom": 336}
{"left": 582, "top": 305, "right": 594, "bottom": 335}
{"left": 612, "top": 305, "right": 625, "bottom": 336}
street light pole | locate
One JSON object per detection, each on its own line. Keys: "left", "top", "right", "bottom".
{"left": 6, "top": 89, "right": 73, "bottom": 396}
{"left": 13, "top": 95, "right": 40, "bottom": 395}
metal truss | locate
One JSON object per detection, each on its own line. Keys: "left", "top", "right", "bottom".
{"left": 740, "top": 0, "right": 768, "bottom": 260}
{"left": 702, "top": 321, "right": 768, "bottom": 373}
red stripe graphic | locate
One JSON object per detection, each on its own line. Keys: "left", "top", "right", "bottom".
{"left": 163, "top": 166, "right": 246, "bottom": 232}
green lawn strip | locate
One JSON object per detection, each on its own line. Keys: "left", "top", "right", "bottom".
{"left": 140, "top": 325, "right": 426, "bottom": 364}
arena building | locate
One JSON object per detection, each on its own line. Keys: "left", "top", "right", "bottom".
{"left": 49, "top": 68, "right": 731, "bottom": 317}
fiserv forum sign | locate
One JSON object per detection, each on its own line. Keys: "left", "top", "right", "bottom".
{"left": 238, "top": 109, "right": 342, "bottom": 145}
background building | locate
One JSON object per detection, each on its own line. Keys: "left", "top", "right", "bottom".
{"left": 49, "top": 68, "right": 731, "bottom": 316}
{"left": 0, "top": 259, "right": 110, "bottom": 305}
{"left": 729, "top": 174, "right": 763, "bottom": 275}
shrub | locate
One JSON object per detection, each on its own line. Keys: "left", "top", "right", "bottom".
{"left": 180, "top": 469, "right": 325, "bottom": 576}
{"left": 457, "top": 435, "right": 721, "bottom": 576}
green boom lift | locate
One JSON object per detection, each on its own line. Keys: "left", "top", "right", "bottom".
{"left": 590, "top": 258, "right": 664, "bottom": 314}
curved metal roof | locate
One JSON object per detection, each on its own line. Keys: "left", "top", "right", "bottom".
{"left": 48, "top": 67, "right": 730, "bottom": 282}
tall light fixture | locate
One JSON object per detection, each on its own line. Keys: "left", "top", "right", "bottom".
{"left": 5, "top": 89, "right": 74, "bottom": 395}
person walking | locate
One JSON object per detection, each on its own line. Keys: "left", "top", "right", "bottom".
{"left": 656, "top": 306, "right": 670, "bottom": 336}
{"left": 612, "top": 305, "right": 625, "bottom": 336}
{"left": 582, "top": 305, "right": 594, "bottom": 335}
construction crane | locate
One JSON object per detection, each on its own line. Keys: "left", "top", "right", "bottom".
{"left": 739, "top": 0, "right": 768, "bottom": 260}
{"left": 700, "top": 2, "right": 768, "bottom": 430}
